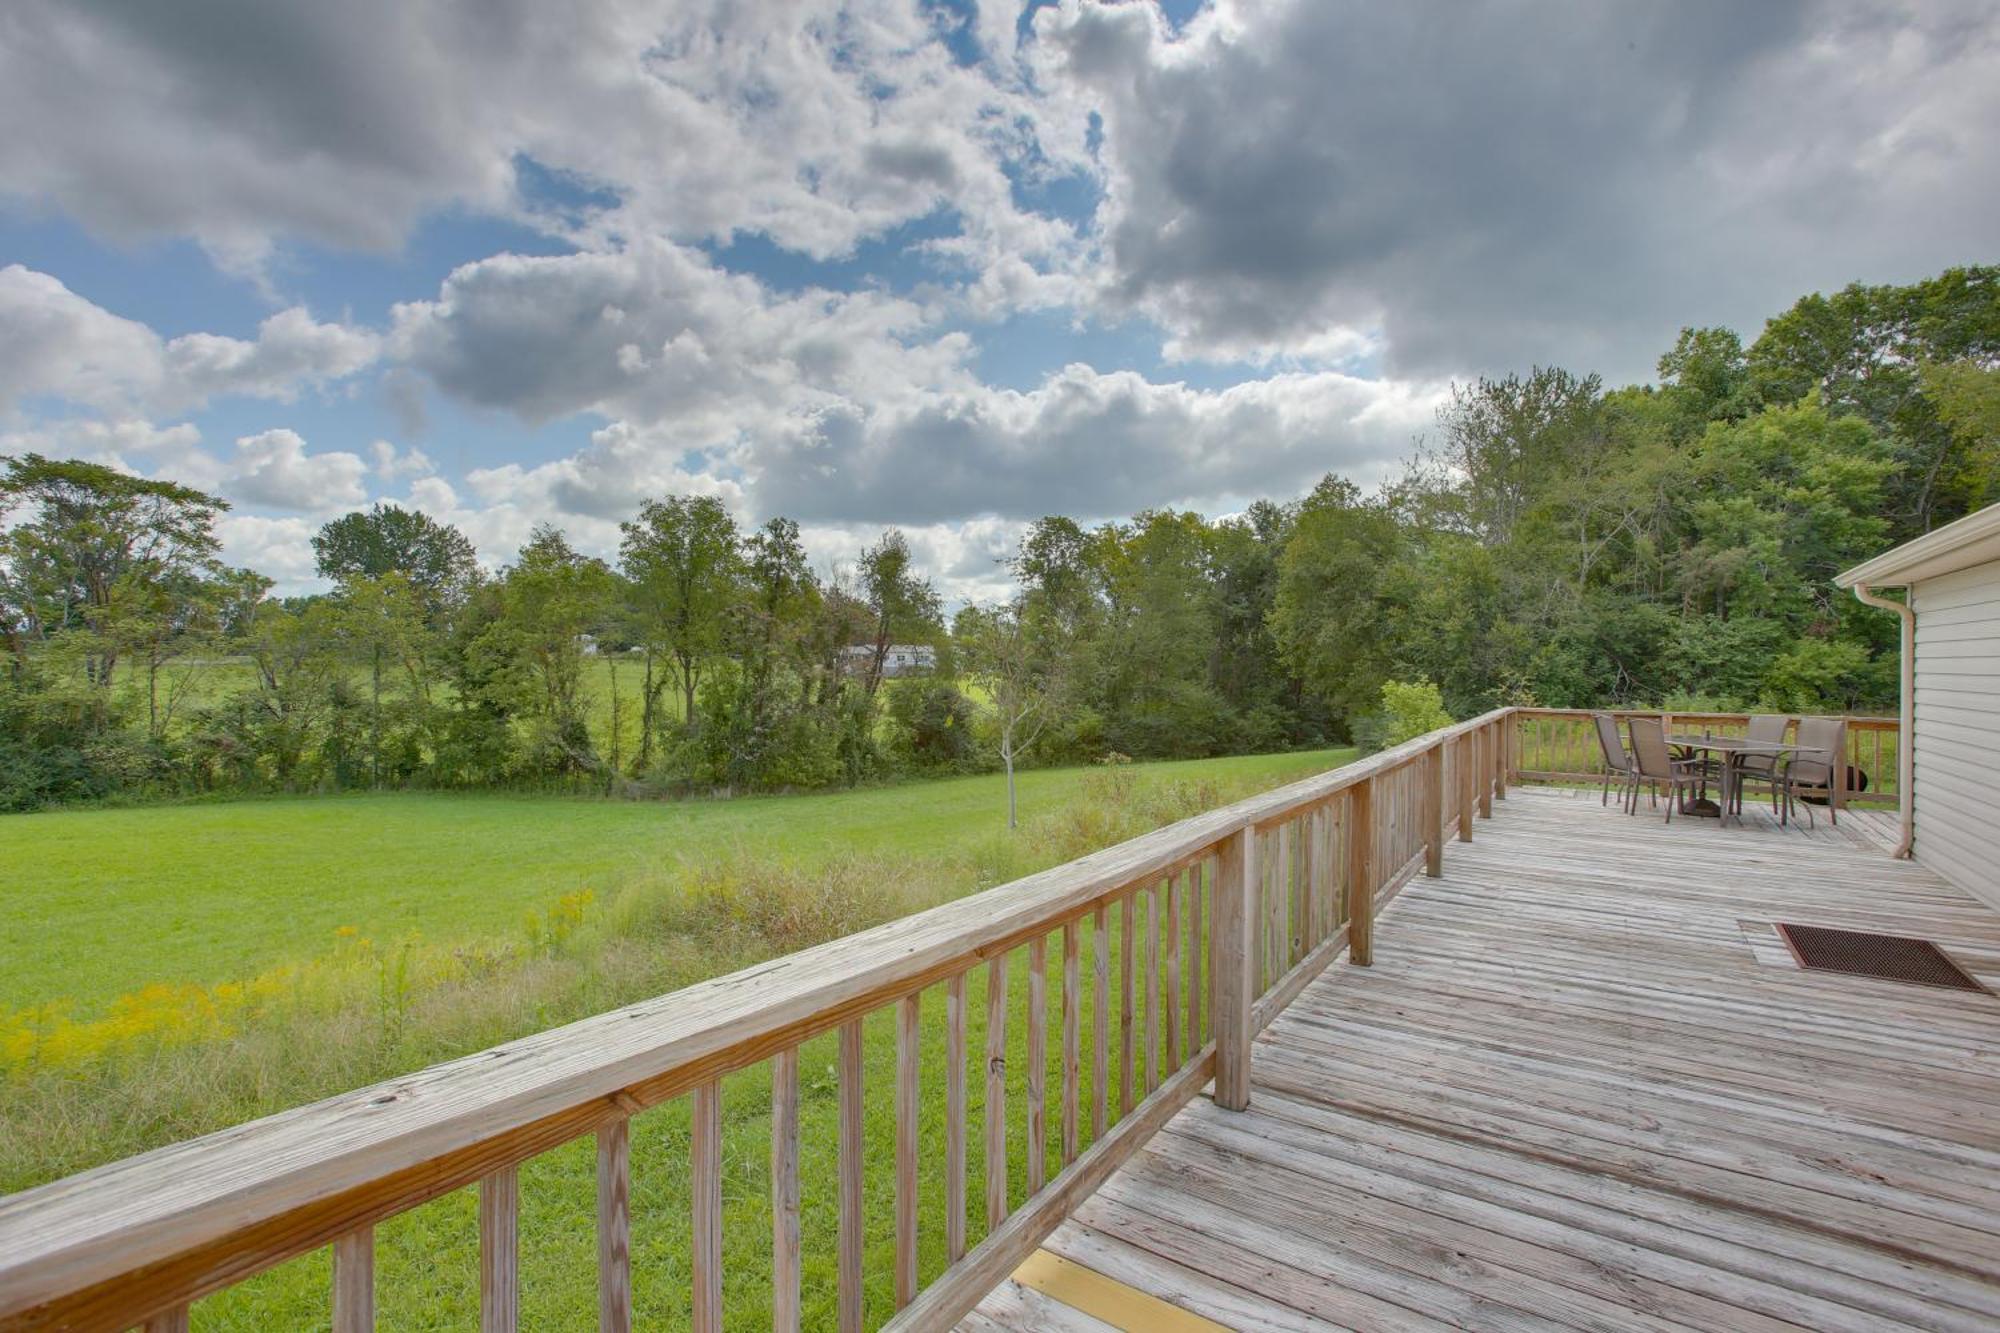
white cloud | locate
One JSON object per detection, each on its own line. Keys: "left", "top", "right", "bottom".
{"left": 0, "top": 0, "right": 1083, "bottom": 297}
{"left": 0, "top": 265, "right": 379, "bottom": 415}
{"left": 369, "top": 440, "right": 435, "bottom": 481}
{"left": 215, "top": 514, "right": 325, "bottom": 589}
{"left": 224, "top": 429, "right": 371, "bottom": 514}
{"left": 0, "top": 265, "right": 165, "bottom": 415}
{"left": 164, "top": 307, "right": 381, "bottom": 404}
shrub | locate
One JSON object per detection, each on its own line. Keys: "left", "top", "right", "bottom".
{"left": 1354, "top": 678, "right": 1454, "bottom": 754}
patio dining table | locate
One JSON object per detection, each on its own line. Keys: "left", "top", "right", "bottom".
{"left": 1668, "top": 734, "right": 1809, "bottom": 828}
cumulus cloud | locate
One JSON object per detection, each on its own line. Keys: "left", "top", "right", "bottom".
{"left": 1036, "top": 0, "right": 2000, "bottom": 378}
{"left": 0, "top": 266, "right": 379, "bottom": 415}
{"left": 0, "top": 266, "right": 165, "bottom": 414}
{"left": 224, "top": 429, "right": 372, "bottom": 513}
{"left": 751, "top": 362, "right": 1442, "bottom": 525}
{"left": 0, "top": 0, "right": 1082, "bottom": 291}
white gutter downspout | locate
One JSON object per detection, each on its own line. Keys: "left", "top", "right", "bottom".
{"left": 1850, "top": 582, "right": 1915, "bottom": 859}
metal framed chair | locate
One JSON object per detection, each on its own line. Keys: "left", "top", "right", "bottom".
{"left": 1591, "top": 712, "right": 1637, "bottom": 807}
{"left": 1625, "top": 717, "right": 1706, "bottom": 822}
{"left": 1731, "top": 714, "right": 1793, "bottom": 819}
{"left": 1778, "top": 717, "right": 1846, "bottom": 828}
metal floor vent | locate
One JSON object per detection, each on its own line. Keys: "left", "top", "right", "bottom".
{"left": 1777, "top": 923, "right": 1985, "bottom": 993}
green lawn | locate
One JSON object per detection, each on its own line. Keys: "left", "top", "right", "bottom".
{"left": 2, "top": 749, "right": 1348, "bottom": 1016}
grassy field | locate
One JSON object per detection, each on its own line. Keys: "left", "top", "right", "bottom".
{"left": 1, "top": 748, "right": 1345, "bottom": 1017}
{"left": 3, "top": 745, "right": 1355, "bottom": 1330}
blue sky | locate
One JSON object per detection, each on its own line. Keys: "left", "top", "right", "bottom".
{"left": 3, "top": 0, "right": 1994, "bottom": 598}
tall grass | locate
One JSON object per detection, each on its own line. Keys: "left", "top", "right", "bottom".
{"left": 3, "top": 762, "right": 1293, "bottom": 1329}
{"left": 1, "top": 764, "right": 1242, "bottom": 1192}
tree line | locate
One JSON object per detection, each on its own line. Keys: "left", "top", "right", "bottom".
{"left": 3, "top": 266, "right": 1995, "bottom": 812}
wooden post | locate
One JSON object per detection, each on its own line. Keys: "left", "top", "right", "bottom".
{"left": 984, "top": 958, "right": 1009, "bottom": 1230}
{"left": 1478, "top": 725, "right": 1494, "bottom": 820}
{"left": 596, "top": 1122, "right": 630, "bottom": 1333}
{"left": 894, "top": 994, "right": 920, "bottom": 1309}
{"left": 479, "top": 1167, "right": 519, "bottom": 1333}
{"left": 1458, "top": 732, "right": 1475, "bottom": 842}
{"left": 1346, "top": 777, "right": 1375, "bottom": 967}
{"left": 1211, "top": 829, "right": 1257, "bottom": 1112}
{"left": 944, "top": 974, "right": 967, "bottom": 1264}
{"left": 1026, "top": 938, "right": 1047, "bottom": 1195}
{"left": 333, "top": 1228, "right": 374, "bottom": 1333}
{"left": 1090, "top": 905, "right": 1109, "bottom": 1140}
{"left": 691, "top": 1081, "right": 722, "bottom": 1333}
{"left": 1424, "top": 743, "right": 1444, "bottom": 878}
{"left": 1495, "top": 717, "right": 1509, "bottom": 800}
{"left": 1060, "top": 923, "right": 1080, "bottom": 1166}
{"left": 771, "top": 1050, "right": 801, "bottom": 1333}
{"left": 837, "top": 1021, "right": 864, "bottom": 1333}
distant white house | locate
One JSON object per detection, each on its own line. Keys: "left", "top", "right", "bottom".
{"left": 840, "top": 643, "right": 937, "bottom": 677}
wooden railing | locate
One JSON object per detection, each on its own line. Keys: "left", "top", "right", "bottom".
{"left": 0, "top": 710, "right": 1518, "bottom": 1333}
{"left": 1511, "top": 707, "right": 1901, "bottom": 808}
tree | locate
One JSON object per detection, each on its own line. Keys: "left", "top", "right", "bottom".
{"left": 619, "top": 496, "right": 742, "bottom": 755}
{"left": 313, "top": 506, "right": 475, "bottom": 784}
{"left": 311, "top": 504, "right": 479, "bottom": 621}
{"left": 470, "top": 526, "right": 618, "bottom": 776}
{"left": 1270, "top": 477, "right": 1403, "bottom": 731}
{"left": 958, "top": 599, "right": 1069, "bottom": 828}
{"left": 0, "top": 455, "right": 227, "bottom": 691}
{"left": 1747, "top": 266, "right": 2000, "bottom": 533}
{"left": 857, "top": 530, "right": 943, "bottom": 697}
{"left": 1428, "top": 368, "right": 1605, "bottom": 545}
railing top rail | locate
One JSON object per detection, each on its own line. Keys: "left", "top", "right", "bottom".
{"left": 1514, "top": 706, "right": 1897, "bottom": 726}
{"left": 0, "top": 707, "right": 1514, "bottom": 1321}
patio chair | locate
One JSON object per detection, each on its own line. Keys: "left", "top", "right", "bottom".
{"left": 1625, "top": 717, "right": 1707, "bottom": 822}
{"left": 1778, "top": 717, "right": 1846, "bottom": 828}
{"left": 1731, "top": 714, "right": 1793, "bottom": 819}
{"left": 1591, "top": 712, "right": 1637, "bottom": 807}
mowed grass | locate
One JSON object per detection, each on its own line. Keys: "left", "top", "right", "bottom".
{"left": 2, "top": 748, "right": 1348, "bottom": 1016}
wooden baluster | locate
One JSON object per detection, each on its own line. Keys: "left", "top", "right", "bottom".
{"left": 1060, "top": 922, "right": 1080, "bottom": 1166}
{"left": 1497, "top": 718, "right": 1510, "bottom": 799}
{"left": 479, "top": 1165, "right": 519, "bottom": 1333}
{"left": 1425, "top": 742, "right": 1445, "bottom": 878}
{"left": 1459, "top": 732, "right": 1476, "bottom": 838}
{"left": 1165, "top": 872, "right": 1182, "bottom": 1071}
{"left": 1479, "top": 724, "right": 1494, "bottom": 819}
{"left": 1347, "top": 777, "right": 1375, "bottom": 967}
{"left": 895, "top": 994, "right": 920, "bottom": 1310}
{"left": 596, "top": 1119, "right": 631, "bottom": 1333}
{"left": 984, "top": 956, "right": 1010, "bottom": 1230}
{"left": 143, "top": 1310, "right": 190, "bottom": 1333}
{"left": 772, "top": 1050, "right": 802, "bottom": 1333}
{"left": 945, "top": 973, "right": 967, "bottom": 1263}
{"left": 1187, "top": 862, "right": 1203, "bottom": 1050}
{"left": 1212, "top": 828, "right": 1257, "bottom": 1111}
{"left": 1275, "top": 821, "right": 1294, "bottom": 969}
{"left": 837, "top": 1021, "right": 864, "bottom": 1333}
{"left": 1091, "top": 904, "right": 1109, "bottom": 1140}
{"left": 1143, "top": 884, "right": 1161, "bottom": 1094}
{"left": 334, "top": 1226, "right": 374, "bottom": 1333}
{"left": 1026, "top": 938, "right": 1047, "bottom": 1195}
{"left": 1118, "top": 894, "right": 1135, "bottom": 1117}
{"left": 692, "top": 1081, "right": 722, "bottom": 1333}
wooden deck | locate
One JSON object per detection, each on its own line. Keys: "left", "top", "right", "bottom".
{"left": 964, "top": 786, "right": 2000, "bottom": 1331}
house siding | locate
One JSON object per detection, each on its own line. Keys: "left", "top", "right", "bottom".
{"left": 1913, "top": 559, "right": 2000, "bottom": 906}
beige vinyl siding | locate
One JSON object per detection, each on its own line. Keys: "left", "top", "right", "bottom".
{"left": 1912, "top": 559, "right": 2000, "bottom": 906}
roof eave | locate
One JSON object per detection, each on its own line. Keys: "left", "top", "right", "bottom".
{"left": 1835, "top": 501, "right": 2000, "bottom": 588}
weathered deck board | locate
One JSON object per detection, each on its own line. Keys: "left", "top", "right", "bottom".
{"left": 963, "top": 786, "right": 2000, "bottom": 1330}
